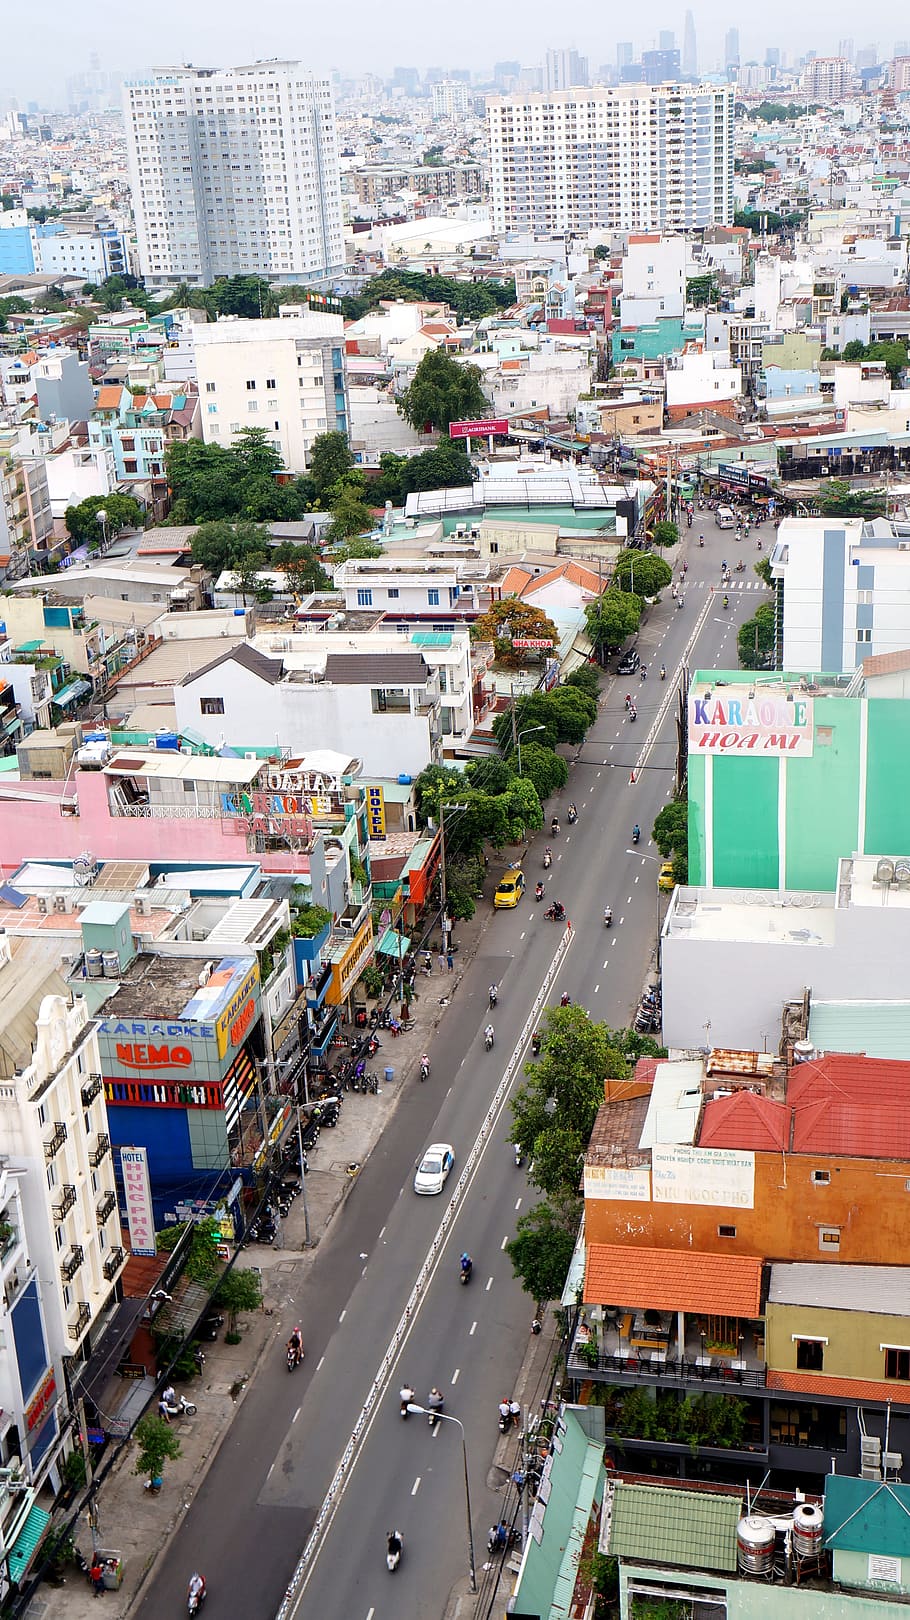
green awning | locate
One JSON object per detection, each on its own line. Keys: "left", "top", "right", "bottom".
{"left": 377, "top": 928, "right": 410, "bottom": 958}
{"left": 54, "top": 679, "right": 91, "bottom": 707}
{"left": 7, "top": 1503, "right": 50, "bottom": 1583}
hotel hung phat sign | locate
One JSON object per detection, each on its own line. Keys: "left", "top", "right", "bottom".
{"left": 688, "top": 691, "right": 814, "bottom": 757}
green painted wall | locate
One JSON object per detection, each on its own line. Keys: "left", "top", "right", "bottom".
{"left": 621, "top": 1562, "right": 905, "bottom": 1618}
{"left": 864, "top": 700, "right": 910, "bottom": 855}
{"left": 711, "top": 756, "right": 779, "bottom": 887}
{"left": 688, "top": 753, "right": 707, "bottom": 885}
{"left": 833, "top": 1549, "right": 910, "bottom": 1598}
{"left": 784, "top": 697, "right": 861, "bottom": 889}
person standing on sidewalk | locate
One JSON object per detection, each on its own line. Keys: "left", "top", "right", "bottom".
{"left": 446, "top": 949, "right": 454, "bottom": 971}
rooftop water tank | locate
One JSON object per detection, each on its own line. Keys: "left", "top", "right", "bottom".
{"left": 85, "top": 949, "right": 104, "bottom": 979}
{"left": 737, "top": 1516, "right": 775, "bottom": 1576}
{"left": 791, "top": 1502, "right": 824, "bottom": 1560}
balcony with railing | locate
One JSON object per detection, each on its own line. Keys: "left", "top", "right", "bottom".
{"left": 96, "top": 1190, "right": 117, "bottom": 1226}
{"left": 60, "top": 1245, "right": 84, "bottom": 1283}
{"left": 567, "top": 1308, "right": 767, "bottom": 1392}
{"left": 53, "top": 1185, "right": 77, "bottom": 1222}
{"left": 69, "top": 1302, "right": 91, "bottom": 1340}
{"left": 103, "top": 1247, "right": 125, "bottom": 1281}
{"left": 43, "top": 1121, "right": 67, "bottom": 1161}
{"left": 89, "top": 1133, "right": 111, "bottom": 1168}
{"left": 80, "top": 1074, "right": 103, "bottom": 1107}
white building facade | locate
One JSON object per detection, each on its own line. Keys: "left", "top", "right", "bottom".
{"left": 487, "top": 84, "right": 734, "bottom": 234}
{"left": 770, "top": 516, "right": 910, "bottom": 673}
{"left": 619, "top": 233, "right": 687, "bottom": 326}
{"left": 123, "top": 62, "right": 344, "bottom": 286}
{"left": 193, "top": 312, "right": 348, "bottom": 471}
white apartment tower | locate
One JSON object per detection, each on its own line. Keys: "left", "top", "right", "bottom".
{"left": 801, "top": 57, "right": 856, "bottom": 101}
{"left": 488, "top": 84, "right": 734, "bottom": 234}
{"left": 123, "top": 61, "right": 344, "bottom": 286}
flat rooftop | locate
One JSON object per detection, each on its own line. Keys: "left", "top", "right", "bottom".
{"left": 665, "top": 888, "right": 836, "bottom": 947}
{"left": 99, "top": 951, "right": 256, "bottom": 1021}
{"left": 839, "top": 853, "right": 910, "bottom": 910}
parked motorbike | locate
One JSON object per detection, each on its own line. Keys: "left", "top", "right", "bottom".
{"left": 497, "top": 1410, "right": 511, "bottom": 1435}
{"left": 160, "top": 1393, "right": 197, "bottom": 1419}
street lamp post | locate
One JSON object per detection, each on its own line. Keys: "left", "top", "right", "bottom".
{"left": 627, "top": 848, "right": 666, "bottom": 946}
{"left": 406, "top": 1405, "right": 476, "bottom": 1590}
{"left": 516, "top": 723, "right": 545, "bottom": 775}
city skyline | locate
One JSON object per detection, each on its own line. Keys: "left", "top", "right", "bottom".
{"left": 1, "top": 11, "right": 908, "bottom": 108}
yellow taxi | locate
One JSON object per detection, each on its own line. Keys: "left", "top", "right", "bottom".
{"left": 658, "top": 861, "right": 676, "bottom": 892}
{"left": 494, "top": 868, "right": 526, "bottom": 909}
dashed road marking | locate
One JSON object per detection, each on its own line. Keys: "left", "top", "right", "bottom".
{"left": 451, "top": 1368, "right": 460, "bottom": 1384}
{"left": 411, "top": 1476, "right": 421, "bottom": 1496}
{"left": 486, "top": 1276, "right": 493, "bottom": 1292}
{"left": 469, "top": 1321, "right": 477, "bottom": 1336}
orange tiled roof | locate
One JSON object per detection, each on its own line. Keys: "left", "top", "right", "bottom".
{"left": 524, "top": 560, "right": 608, "bottom": 598}
{"left": 584, "top": 1244, "right": 763, "bottom": 1316}
{"left": 95, "top": 385, "right": 122, "bottom": 409}
{"left": 768, "top": 1369, "right": 910, "bottom": 1407}
{"left": 499, "top": 566, "right": 534, "bottom": 596}
{"left": 700, "top": 1090, "right": 790, "bottom": 1152}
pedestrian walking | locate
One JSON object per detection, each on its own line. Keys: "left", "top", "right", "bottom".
{"left": 510, "top": 1399, "right": 521, "bottom": 1428}
{"left": 446, "top": 950, "right": 454, "bottom": 971}
{"left": 438, "top": 950, "right": 446, "bottom": 973}
{"left": 90, "top": 1561, "right": 105, "bottom": 1598}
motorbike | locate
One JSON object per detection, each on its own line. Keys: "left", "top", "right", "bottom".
{"left": 187, "top": 1578, "right": 207, "bottom": 1616}
{"left": 160, "top": 1393, "right": 197, "bottom": 1419}
{"left": 488, "top": 986, "right": 498, "bottom": 1009}
{"left": 419, "top": 1057, "right": 430, "bottom": 1083}
{"left": 531, "top": 1032, "right": 541, "bottom": 1056}
{"left": 659, "top": 665, "right": 666, "bottom": 681}
{"left": 698, "top": 536, "right": 705, "bottom": 547}
{"left": 514, "top": 1143, "right": 524, "bottom": 1167}
{"left": 386, "top": 1532, "right": 403, "bottom": 1573}
{"left": 632, "top": 826, "right": 641, "bottom": 845}
{"left": 427, "top": 1393, "right": 444, "bottom": 1429}
{"left": 676, "top": 595, "right": 684, "bottom": 609}
{"left": 544, "top": 902, "right": 565, "bottom": 922}
{"left": 735, "top": 560, "right": 745, "bottom": 572}
{"left": 542, "top": 848, "right": 552, "bottom": 870}
{"left": 629, "top": 706, "right": 637, "bottom": 721}
{"left": 459, "top": 1258, "right": 473, "bottom": 1285}
{"left": 534, "top": 882, "right": 544, "bottom": 902}
{"left": 484, "top": 1028, "right": 495, "bottom": 1051}
{"left": 603, "top": 908, "right": 612, "bottom": 928}
{"left": 498, "top": 1409, "right": 511, "bottom": 1434}
{"left": 488, "top": 1522, "right": 517, "bottom": 1554}
{"left": 550, "top": 819, "right": 560, "bottom": 837}
{"left": 566, "top": 807, "right": 577, "bottom": 825}
{"left": 399, "top": 1386, "right": 414, "bottom": 1419}
{"left": 723, "top": 595, "right": 729, "bottom": 609}
{"left": 287, "top": 1339, "right": 304, "bottom": 1372}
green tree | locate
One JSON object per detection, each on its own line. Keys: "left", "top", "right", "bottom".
{"left": 564, "top": 664, "right": 600, "bottom": 701}
{"left": 214, "top": 1266, "right": 263, "bottom": 1332}
{"left": 825, "top": 338, "right": 907, "bottom": 384}
{"left": 818, "top": 478, "right": 887, "bottom": 519}
{"left": 506, "top": 1200, "right": 578, "bottom": 1304}
{"left": 326, "top": 481, "right": 374, "bottom": 543}
{"left": 754, "top": 556, "right": 772, "bottom": 587}
{"left": 399, "top": 441, "right": 473, "bottom": 495}
{"left": 309, "top": 431, "right": 353, "bottom": 501}
{"left": 585, "top": 590, "right": 642, "bottom": 662}
{"left": 190, "top": 519, "right": 271, "bottom": 577}
{"left": 340, "top": 268, "right": 515, "bottom": 324}
{"left": 231, "top": 551, "right": 271, "bottom": 604}
{"left": 64, "top": 492, "right": 145, "bottom": 542}
{"left": 232, "top": 426, "right": 285, "bottom": 480}
{"left": 511, "top": 1006, "right": 629, "bottom": 1201}
{"left": 441, "top": 851, "right": 486, "bottom": 920}
{"left": 738, "top": 601, "right": 776, "bottom": 670}
{"left": 517, "top": 740, "right": 569, "bottom": 802}
{"left": 686, "top": 274, "right": 719, "bottom": 308}
{"left": 331, "top": 537, "right": 384, "bottom": 562}
{"left": 613, "top": 549, "right": 673, "bottom": 597}
{"left": 399, "top": 349, "right": 489, "bottom": 433}
{"left": 271, "top": 541, "right": 330, "bottom": 594}
{"left": 372, "top": 452, "right": 408, "bottom": 505}
{"left": 132, "top": 1413, "right": 182, "bottom": 1487}
{"left": 653, "top": 796, "right": 688, "bottom": 882}
{"left": 492, "top": 688, "right": 596, "bottom": 754}
{"left": 652, "top": 519, "right": 679, "bottom": 548}
{"left": 471, "top": 597, "right": 559, "bottom": 667}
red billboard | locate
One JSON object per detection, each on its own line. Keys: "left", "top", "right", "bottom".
{"left": 449, "top": 418, "right": 509, "bottom": 439}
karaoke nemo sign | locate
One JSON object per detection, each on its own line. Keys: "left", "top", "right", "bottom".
{"left": 688, "top": 690, "right": 814, "bottom": 756}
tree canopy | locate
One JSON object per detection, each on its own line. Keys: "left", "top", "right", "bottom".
{"left": 737, "top": 601, "right": 777, "bottom": 669}
{"left": 190, "top": 519, "right": 272, "bottom": 576}
{"left": 653, "top": 795, "right": 689, "bottom": 884}
{"left": 506, "top": 1201, "right": 578, "bottom": 1306}
{"left": 817, "top": 478, "right": 888, "bottom": 518}
{"left": 165, "top": 432, "right": 314, "bottom": 524}
{"left": 398, "top": 349, "right": 489, "bottom": 433}
{"left": 585, "top": 590, "right": 642, "bottom": 662}
{"left": 64, "top": 492, "right": 145, "bottom": 542}
{"left": 309, "top": 431, "right": 353, "bottom": 502}
{"left": 820, "top": 338, "right": 908, "bottom": 384}
{"left": 613, "top": 549, "right": 673, "bottom": 597}
{"left": 471, "top": 597, "right": 560, "bottom": 668}
{"left": 341, "top": 268, "right": 515, "bottom": 324}
{"left": 511, "top": 1005, "right": 630, "bottom": 1203}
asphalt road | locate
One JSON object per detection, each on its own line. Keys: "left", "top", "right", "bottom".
{"left": 136, "top": 518, "right": 759, "bottom": 1620}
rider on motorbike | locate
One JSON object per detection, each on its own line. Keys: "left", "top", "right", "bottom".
{"left": 460, "top": 1252, "right": 473, "bottom": 1277}
{"left": 488, "top": 984, "right": 498, "bottom": 1008}
{"left": 188, "top": 1573, "right": 206, "bottom": 1611}
{"left": 659, "top": 663, "right": 666, "bottom": 680}
{"left": 632, "top": 823, "right": 641, "bottom": 843}
{"left": 484, "top": 1023, "right": 495, "bottom": 1047}
{"left": 288, "top": 1326, "right": 303, "bottom": 1364}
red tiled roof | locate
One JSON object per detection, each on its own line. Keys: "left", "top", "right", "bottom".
{"left": 767, "top": 1369, "right": 910, "bottom": 1407}
{"left": 789, "top": 1054, "right": 910, "bottom": 1157}
{"left": 584, "top": 1244, "right": 763, "bottom": 1316}
{"left": 633, "top": 1056, "right": 659, "bottom": 1087}
{"left": 700, "top": 1090, "right": 790, "bottom": 1152}
{"left": 499, "top": 566, "right": 534, "bottom": 597}
{"left": 95, "top": 385, "right": 122, "bottom": 409}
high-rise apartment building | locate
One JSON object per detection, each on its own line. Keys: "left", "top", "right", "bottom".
{"left": 123, "top": 62, "right": 344, "bottom": 287}
{"left": 544, "top": 49, "right": 589, "bottom": 91}
{"left": 431, "top": 79, "right": 472, "bottom": 119}
{"left": 488, "top": 84, "right": 734, "bottom": 235}
{"left": 802, "top": 56, "right": 855, "bottom": 100}
{"left": 891, "top": 56, "right": 910, "bottom": 92}
{"left": 724, "top": 27, "right": 740, "bottom": 69}
{"left": 658, "top": 31, "right": 675, "bottom": 52}
{"left": 616, "top": 43, "right": 634, "bottom": 69}
{"left": 682, "top": 12, "right": 698, "bottom": 78}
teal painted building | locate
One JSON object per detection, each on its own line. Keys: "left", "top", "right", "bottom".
{"left": 613, "top": 316, "right": 705, "bottom": 365}
{"left": 687, "top": 671, "right": 910, "bottom": 892}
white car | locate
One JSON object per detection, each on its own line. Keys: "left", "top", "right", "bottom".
{"left": 413, "top": 1143, "right": 455, "bottom": 1196}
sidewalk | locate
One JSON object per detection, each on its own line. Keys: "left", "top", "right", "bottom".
{"left": 36, "top": 905, "right": 494, "bottom": 1620}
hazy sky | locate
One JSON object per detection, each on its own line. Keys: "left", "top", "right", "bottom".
{"left": 2, "top": 2, "right": 904, "bottom": 105}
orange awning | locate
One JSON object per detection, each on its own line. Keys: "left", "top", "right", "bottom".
{"left": 584, "top": 1244, "right": 763, "bottom": 1317}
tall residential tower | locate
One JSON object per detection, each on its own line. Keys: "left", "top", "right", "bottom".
{"left": 488, "top": 83, "right": 734, "bottom": 234}
{"left": 123, "top": 61, "right": 344, "bottom": 287}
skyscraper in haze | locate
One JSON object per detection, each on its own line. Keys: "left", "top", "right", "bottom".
{"left": 725, "top": 28, "right": 740, "bottom": 70}
{"left": 683, "top": 12, "right": 698, "bottom": 78}
{"left": 616, "top": 42, "right": 634, "bottom": 70}
{"left": 123, "top": 63, "right": 344, "bottom": 287}
{"left": 544, "top": 49, "right": 589, "bottom": 90}
{"left": 659, "top": 31, "right": 675, "bottom": 51}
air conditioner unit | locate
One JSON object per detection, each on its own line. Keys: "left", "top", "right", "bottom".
{"left": 884, "top": 1451, "right": 903, "bottom": 1472}
{"left": 53, "top": 893, "right": 70, "bottom": 914}
{"left": 861, "top": 1465, "right": 881, "bottom": 1480}
{"left": 36, "top": 895, "right": 49, "bottom": 915}
{"left": 133, "top": 894, "right": 150, "bottom": 916}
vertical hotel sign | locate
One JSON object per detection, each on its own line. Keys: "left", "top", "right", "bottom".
{"left": 120, "top": 1146, "right": 156, "bottom": 1256}
{"left": 367, "top": 784, "right": 385, "bottom": 839}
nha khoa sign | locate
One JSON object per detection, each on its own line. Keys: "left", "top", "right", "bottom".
{"left": 688, "top": 691, "right": 814, "bottom": 757}
{"left": 511, "top": 638, "right": 554, "bottom": 650}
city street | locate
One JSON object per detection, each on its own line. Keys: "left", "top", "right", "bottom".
{"left": 135, "top": 522, "right": 758, "bottom": 1620}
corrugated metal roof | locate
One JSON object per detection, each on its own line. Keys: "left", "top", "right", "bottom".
{"left": 824, "top": 1476, "right": 910, "bottom": 1556}
{"left": 607, "top": 1482, "right": 742, "bottom": 1573}
{"left": 323, "top": 652, "right": 429, "bottom": 687}
{"left": 809, "top": 999, "right": 910, "bottom": 1061}
{"left": 584, "top": 1244, "right": 763, "bottom": 1317}
{"left": 769, "top": 1262, "right": 910, "bottom": 1315}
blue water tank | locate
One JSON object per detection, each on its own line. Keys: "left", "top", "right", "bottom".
{"left": 398, "top": 774, "right": 412, "bottom": 785}
{"left": 234, "top": 608, "right": 246, "bottom": 616}
{"left": 155, "top": 731, "right": 180, "bottom": 751}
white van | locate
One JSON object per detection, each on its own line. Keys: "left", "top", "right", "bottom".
{"left": 716, "top": 505, "right": 736, "bottom": 529}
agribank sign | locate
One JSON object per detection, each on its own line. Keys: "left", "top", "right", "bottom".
{"left": 688, "top": 691, "right": 814, "bottom": 757}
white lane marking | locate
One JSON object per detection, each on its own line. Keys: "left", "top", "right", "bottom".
{"left": 268, "top": 1461, "right": 275, "bottom": 1480}
{"left": 597, "top": 771, "right": 602, "bottom": 777}
{"left": 519, "top": 931, "right": 525, "bottom": 940}
{"left": 361, "top": 1265, "right": 367, "bottom": 1276}
{"left": 501, "top": 1234, "right": 509, "bottom": 1250}
{"left": 316, "top": 1355, "right": 325, "bottom": 1372}
{"left": 515, "top": 1197, "right": 522, "bottom": 1210}
{"left": 293, "top": 1406, "right": 301, "bottom": 1423}
{"left": 432, "top": 1423, "right": 440, "bottom": 1440}
{"left": 451, "top": 1368, "right": 460, "bottom": 1385}
{"left": 411, "top": 1476, "right": 421, "bottom": 1496}
{"left": 603, "top": 959, "right": 609, "bottom": 968}
{"left": 619, "top": 916, "right": 626, "bottom": 925}
{"left": 469, "top": 1321, "right": 477, "bottom": 1336}
{"left": 366, "top": 1609, "right": 375, "bottom": 1620}
{"left": 594, "top": 983, "right": 600, "bottom": 994}
{"left": 486, "top": 1276, "right": 494, "bottom": 1291}
{"left": 378, "top": 1225, "right": 385, "bottom": 1242}
{"left": 339, "top": 1309, "right": 346, "bottom": 1323}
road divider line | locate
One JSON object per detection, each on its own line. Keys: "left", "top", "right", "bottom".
{"left": 277, "top": 926, "right": 575, "bottom": 1620}
{"left": 469, "top": 1321, "right": 477, "bottom": 1336}
{"left": 500, "top": 1234, "right": 508, "bottom": 1250}
{"left": 451, "top": 1368, "right": 460, "bottom": 1384}
{"left": 514, "top": 1197, "right": 521, "bottom": 1210}
{"left": 411, "top": 1477, "right": 421, "bottom": 1496}
{"left": 485, "top": 1276, "right": 493, "bottom": 1291}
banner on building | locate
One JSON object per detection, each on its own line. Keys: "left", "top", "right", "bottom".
{"left": 366, "top": 784, "right": 385, "bottom": 839}
{"left": 688, "top": 690, "right": 814, "bottom": 757}
{"left": 652, "top": 1145, "right": 755, "bottom": 1208}
{"left": 583, "top": 1166, "right": 651, "bottom": 1201}
{"left": 120, "top": 1146, "right": 156, "bottom": 1256}
{"left": 449, "top": 417, "right": 509, "bottom": 439}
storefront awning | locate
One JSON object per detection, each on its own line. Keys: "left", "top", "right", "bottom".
{"left": 54, "top": 678, "right": 92, "bottom": 707}
{"left": 72, "top": 1297, "right": 149, "bottom": 1405}
{"left": 584, "top": 1244, "right": 763, "bottom": 1318}
{"left": 7, "top": 1504, "right": 50, "bottom": 1584}
{"left": 376, "top": 928, "right": 411, "bottom": 958}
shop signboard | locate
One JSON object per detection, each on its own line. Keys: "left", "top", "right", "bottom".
{"left": 449, "top": 418, "right": 509, "bottom": 439}
{"left": 97, "top": 956, "right": 261, "bottom": 1078}
{"left": 367, "top": 784, "right": 385, "bottom": 839}
{"left": 688, "top": 690, "right": 814, "bottom": 757}
{"left": 120, "top": 1146, "right": 156, "bottom": 1255}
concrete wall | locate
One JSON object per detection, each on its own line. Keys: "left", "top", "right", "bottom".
{"left": 766, "top": 1300, "right": 910, "bottom": 1384}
